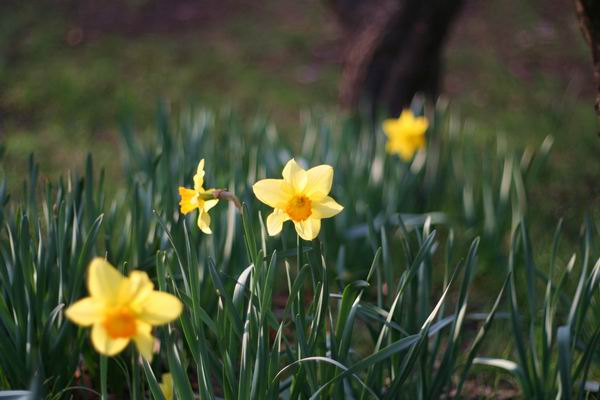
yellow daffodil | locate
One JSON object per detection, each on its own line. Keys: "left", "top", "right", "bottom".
{"left": 65, "top": 258, "right": 183, "bottom": 360}
{"left": 383, "top": 109, "right": 428, "bottom": 160}
{"left": 159, "top": 373, "right": 174, "bottom": 400}
{"left": 252, "top": 159, "right": 343, "bottom": 240}
{"left": 178, "top": 159, "right": 219, "bottom": 234}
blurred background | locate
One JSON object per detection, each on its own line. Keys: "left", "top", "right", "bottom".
{"left": 0, "top": 0, "right": 598, "bottom": 222}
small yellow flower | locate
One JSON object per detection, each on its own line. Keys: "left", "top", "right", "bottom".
{"left": 383, "top": 109, "right": 428, "bottom": 160}
{"left": 178, "top": 159, "right": 219, "bottom": 234}
{"left": 159, "top": 373, "right": 174, "bottom": 400}
{"left": 65, "top": 258, "right": 183, "bottom": 360}
{"left": 252, "top": 159, "right": 343, "bottom": 241}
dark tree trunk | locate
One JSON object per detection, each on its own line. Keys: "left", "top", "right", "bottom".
{"left": 575, "top": 0, "right": 600, "bottom": 120}
{"left": 330, "top": 0, "right": 464, "bottom": 119}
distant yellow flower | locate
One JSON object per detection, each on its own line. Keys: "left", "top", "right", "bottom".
{"left": 159, "top": 373, "right": 174, "bottom": 400}
{"left": 65, "top": 258, "right": 183, "bottom": 360}
{"left": 178, "top": 159, "right": 219, "bottom": 234}
{"left": 252, "top": 159, "right": 343, "bottom": 240}
{"left": 383, "top": 109, "right": 428, "bottom": 160}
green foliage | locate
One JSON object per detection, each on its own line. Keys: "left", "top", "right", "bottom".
{"left": 0, "top": 105, "right": 598, "bottom": 399}
{"left": 468, "top": 219, "right": 600, "bottom": 399}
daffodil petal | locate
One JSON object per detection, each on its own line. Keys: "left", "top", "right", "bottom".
{"left": 401, "top": 137, "right": 424, "bottom": 160}
{"left": 88, "top": 258, "right": 125, "bottom": 304}
{"left": 179, "top": 187, "right": 199, "bottom": 214}
{"left": 162, "top": 373, "right": 173, "bottom": 388}
{"left": 193, "top": 159, "right": 205, "bottom": 191}
{"left": 252, "top": 179, "right": 292, "bottom": 209}
{"left": 138, "top": 291, "right": 183, "bottom": 325}
{"left": 305, "top": 165, "right": 333, "bottom": 199}
{"left": 294, "top": 218, "right": 321, "bottom": 241}
{"left": 266, "top": 209, "right": 289, "bottom": 236}
{"left": 160, "top": 374, "right": 174, "bottom": 400}
{"left": 65, "top": 297, "right": 101, "bottom": 326}
{"left": 133, "top": 322, "right": 154, "bottom": 360}
{"left": 397, "top": 147, "right": 413, "bottom": 161}
{"left": 386, "top": 140, "right": 410, "bottom": 160}
{"left": 385, "top": 121, "right": 426, "bottom": 159}
{"left": 203, "top": 198, "right": 219, "bottom": 212}
{"left": 311, "top": 196, "right": 344, "bottom": 219}
{"left": 198, "top": 210, "right": 212, "bottom": 234}
{"left": 282, "top": 159, "right": 307, "bottom": 192}
{"left": 91, "top": 323, "right": 130, "bottom": 356}
{"left": 382, "top": 119, "right": 399, "bottom": 136}
{"left": 399, "top": 109, "right": 414, "bottom": 121}
{"left": 124, "top": 271, "right": 154, "bottom": 307}
{"left": 413, "top": 118, "right": 428, "bottom": 133}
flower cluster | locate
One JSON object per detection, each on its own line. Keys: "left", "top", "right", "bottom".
{"left": 66, "top": 114, "right": 427, "bottom": 374}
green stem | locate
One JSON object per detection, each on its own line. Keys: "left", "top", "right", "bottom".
{"left": 131, "top": 351, "right": 140, "bottom": 400}
{"left": 100, "top": 355, "right": 108, "bottom": 400}
{"left": 298, "top": 234, "right": 316, "bottom": 292}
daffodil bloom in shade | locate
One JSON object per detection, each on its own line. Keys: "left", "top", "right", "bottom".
{"left": 178, "top": 159, "right": 219, "bottom": 234}
{"left": 65, "top": 258, "right": 183, "bottom": 360}
{"left": 159, "top": 373, "right": 174, "bottom": 400}
{"left": 383, "top": 109, "right": 428, "bottom": 161}
{"left": 252, "top": 159, "right": 343, "bottom": 240}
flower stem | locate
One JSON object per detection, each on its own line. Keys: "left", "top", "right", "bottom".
{"left": 197, "top": 189, "right": 241, "bottom": 208}
{"left": 131, "top": 352, "right": 140, "bottom": 400}
{"left": 100, "top": 355, "right": 108, "bottom": 399}
{"left": 212, "top": 189, "right": 242, "bottom": 209}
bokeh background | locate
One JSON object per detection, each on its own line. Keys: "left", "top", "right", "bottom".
{"left": 1, "top": 0, "right": 598, "bottom": 222}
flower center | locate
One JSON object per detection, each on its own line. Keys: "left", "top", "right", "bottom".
{"left": 285, "top": 195, "right": 312, "bottom": 222}
{"left": 103, "top": 308, "right": 137, "bottom": 339}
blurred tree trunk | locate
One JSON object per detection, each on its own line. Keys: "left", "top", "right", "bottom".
{"left": 330, "top": 0, "right": 464, "bottom": 119}
{"left": 575, "top": 0, "right": 600, "bottom": 119}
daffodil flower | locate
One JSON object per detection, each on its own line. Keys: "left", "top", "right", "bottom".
{"left": 65, "top": 258, "right": 183, "bottom": 360}
{"left": 383, "top": 109, "right": 428, "bottom": 161}
{"left": 252, "top": 159, "right": 343, "bottom": 240}
{"left": 159, "top": 373, "right": 174, "bottom": 400}
{"left": 178, "top": 159, "right": 219, "bottom": 234}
